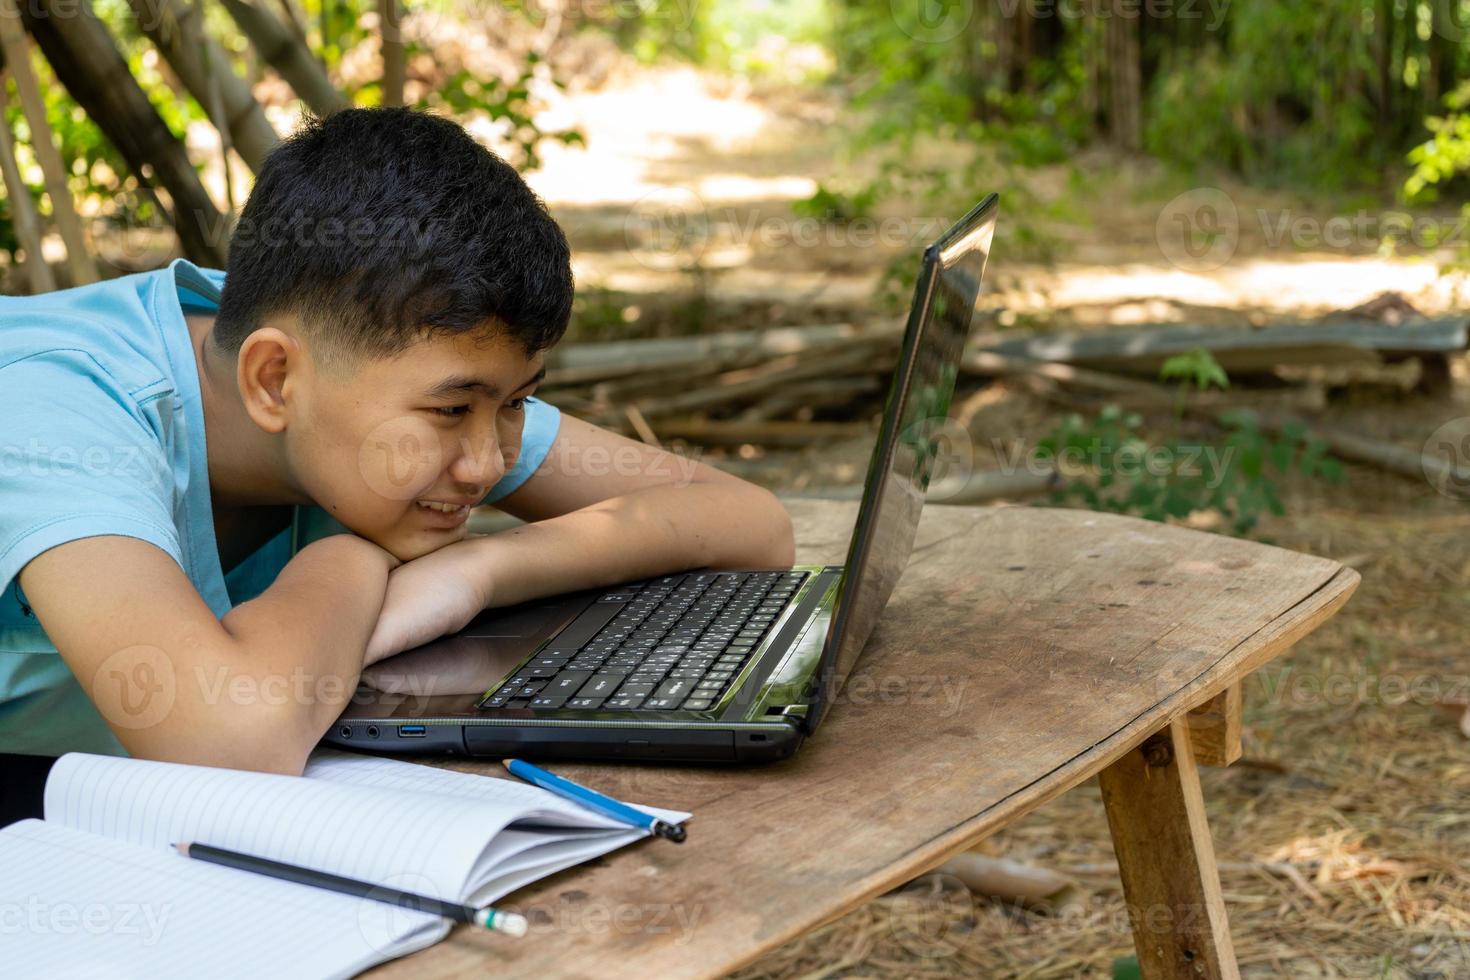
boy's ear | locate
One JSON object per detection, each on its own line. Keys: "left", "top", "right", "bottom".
{"left": 237, "top": 326, "right": 303, "bottom": 434}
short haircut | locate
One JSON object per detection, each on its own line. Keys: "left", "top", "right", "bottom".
{"left": 213, "top": 106, "right": 573, "bottom": 370}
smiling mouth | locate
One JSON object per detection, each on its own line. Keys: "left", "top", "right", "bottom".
{"left": 415, "top": 500, "right": 469, "bottom": 514}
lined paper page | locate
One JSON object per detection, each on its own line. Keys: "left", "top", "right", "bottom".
{"left": 44, "top": 754, "right": 535, "bottom": 903}
{"left": 0, "top": 820, "right": 447, "bottom": 979}
{"left": 302, "top": 751, "right": 692, "bottom": 904}
{"left": 305, "top": 750, "right": 690, "bottom": 827}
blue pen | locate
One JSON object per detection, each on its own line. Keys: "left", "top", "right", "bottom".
{"left": 502, "top": 758, "right": 687, "bottom": 843}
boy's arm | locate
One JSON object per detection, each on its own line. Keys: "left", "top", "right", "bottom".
{"left": 471, "top": 413, "right": 797, "bottom": 607}
{"left": 363, "top": 415, "right": 796, "bottom": 662}
{"left": 19, "top": 533, "right": 397, "bottom": 774}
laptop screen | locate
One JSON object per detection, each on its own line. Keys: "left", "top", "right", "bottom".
{"left": 806, "top": 194, "right": 998, "bottom": 732}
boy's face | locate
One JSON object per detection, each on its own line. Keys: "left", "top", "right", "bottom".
{"left": 287, "top": 328, "right": 545, "bottom": 563}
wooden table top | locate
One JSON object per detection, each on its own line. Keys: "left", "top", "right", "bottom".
{"left": 371, "top": 498, "right": 1359, "bottom": 979}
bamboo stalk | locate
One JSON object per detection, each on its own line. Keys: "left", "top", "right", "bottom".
{"left": 0, "top": 91, "right": 55, "bottom": 292}
{"left": 21, "top": 0, "right": 230, "bottom": 265}
{"left": 377, "top": 0, "right": 403, "bottom": 107}
{"left": 219, "top": 0, "right": 350, "bottom": 116}
{"left": 126, "top": 0, "right": 281, "bottom": 173}
{"left": 0, "top": 1, "right": 96, "bottom": 284}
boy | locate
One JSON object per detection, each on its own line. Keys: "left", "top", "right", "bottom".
{"left": 0, "top": 107, "right": 794, "bottom": 774}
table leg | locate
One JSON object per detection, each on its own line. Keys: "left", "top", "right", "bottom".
{"left": 1185, "top": 683, "right": 1243, "bottom": 767}
{"left": 1098, "top": 719, "right": 1240, "bottom": 980}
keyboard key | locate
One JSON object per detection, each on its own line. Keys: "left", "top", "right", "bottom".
{"left": 530, "top": 696, "right": 566, "bottom": 709}
{"left": 544, "top": 672, "right": 592, "bottom": 696}
{"left": 606, "top": 695, "right": 644, "bottom": 709}
{"left": 482, "top": 692, "right": 513, "bottom": 707}
{"left": 637, "top": 697, "right": 681, "bottom": 710}
{"left": 566, "top": 697, "right": 605, "bottom": 709}
{"left": 694, "top": 679, "right": 724, "bottom": 691}
{"left": 578, "top": 674, "right": 624, "bottom": 698}
{"left": 654, "top": 677, "right": 696, "bottom": 700}
{"left": 617, "top": 682, "right": 656, "bottom": 697}
{"left": 682, "top": 698, "right": 713, "bottom": 710}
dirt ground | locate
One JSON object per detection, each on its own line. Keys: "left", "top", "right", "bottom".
{"left": 513, "top": 65, "right": 1470, "bottom": 979}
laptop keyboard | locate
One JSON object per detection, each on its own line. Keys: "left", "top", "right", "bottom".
{"left": 479, "top": 570, "right": 809, "bottom": 712}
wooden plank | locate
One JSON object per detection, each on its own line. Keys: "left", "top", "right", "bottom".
{"left": 1099, "top": 720, "right": 1241, "bottom": 979}
{"left": 367, "top": 501, "right": 1358, "bottom": 979}
{"left": 1186, "top": 682, "right": 1242, "bottom": 767}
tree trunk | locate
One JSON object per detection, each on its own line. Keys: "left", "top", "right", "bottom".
{"left": 20, "top": 0, "right": 230, "bottom": 266}
{"left": 0, "top": 1, "right": 96, "bottom": 285}
{"left": 1106, "top": 10, "right": 1142, "bottom": 150}
{"left": 125, "top": 0, "right": 280, "bottom": 172}
{"left": 219, "top": 0, "right": 349, "bottom": 117}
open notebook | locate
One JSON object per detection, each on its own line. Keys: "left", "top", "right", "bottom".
{"left": 3, "top": 749, "right": 689, "bottom": 978}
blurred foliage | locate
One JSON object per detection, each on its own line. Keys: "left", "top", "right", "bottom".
{"left": 1403, "top": 80, "right": 1470, "bottom": 269}
{"left": 405, "top": 54, "right": 585, "bottom": 171}
{"left": 1036, "top": 352, "right": 1344, "bottom": 537}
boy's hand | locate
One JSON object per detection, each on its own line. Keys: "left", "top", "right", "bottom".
{"left": 364, "top": 540, "right": 492, "bottom": 665}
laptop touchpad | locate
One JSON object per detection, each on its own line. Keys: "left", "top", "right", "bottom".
{"left": 359, "top": 595, "right": 592, "bottom": 696}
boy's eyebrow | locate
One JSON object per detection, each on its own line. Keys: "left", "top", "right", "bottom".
{"left": 424, "top": 365, "right": 546, "bottom": 399}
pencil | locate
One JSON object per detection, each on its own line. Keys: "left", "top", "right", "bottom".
{"left": 174, "top": 841, "right": 528, "bottom": 936}
{"left": 502, "top": 758, "right": 687, "bottom": 843}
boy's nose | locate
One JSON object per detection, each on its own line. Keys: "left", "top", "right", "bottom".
{"left": 450, "top": 437, "right": 508, "bottom": 489}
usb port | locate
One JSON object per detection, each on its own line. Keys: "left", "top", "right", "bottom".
{"left": 397, "top": 725, "right": 427, "bottom": 737}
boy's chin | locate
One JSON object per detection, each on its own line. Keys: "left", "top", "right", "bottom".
{"left": 380, "top": 523, "right": 470, "bottom": 563}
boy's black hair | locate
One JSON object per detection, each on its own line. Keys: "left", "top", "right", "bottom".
{"left": 214, "top": 106, "right": 573, "bottom": 367}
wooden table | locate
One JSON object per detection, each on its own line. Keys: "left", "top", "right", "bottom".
{"left": 373, "top": 498, "right": 1358, "bottom": 980}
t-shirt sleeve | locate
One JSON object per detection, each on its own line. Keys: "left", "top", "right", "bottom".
{"left": 481, "top": 394, "right": 561, "bottom": 505}
{"left": 0, "top": 349, "right": 183, "bottom": 601}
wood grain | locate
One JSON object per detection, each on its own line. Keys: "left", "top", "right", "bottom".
{"left": 1186, "top": 682, "right": 1243, "bottom": 767}
{"left": 1099, "top": 720, "right": 1241, "bottom": 979}
{"left": 368, "top": 500, "right": 1358, "bottom": 980}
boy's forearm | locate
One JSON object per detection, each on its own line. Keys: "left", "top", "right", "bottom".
{"left": 466, "top": 480, "right": 796, "bottom": 608}
{"left": 215, "top": 535, "right": 395, "bottom": 768}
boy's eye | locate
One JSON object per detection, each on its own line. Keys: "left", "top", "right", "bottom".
{"left": 432, "top": 405, "right": 471, "bottom": 418}
{"left": 506, "top": 396, "right": 528, "bottom": 412}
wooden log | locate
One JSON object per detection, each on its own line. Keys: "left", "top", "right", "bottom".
{"left": 633, "top": 341, "right": 897, "bottom": 420}
{"left": 544, "top": 322, "right": 899, "bottom": 382}
{"left": 974, "top": 318, "right": 1469, "bottom": 377}
{"left": 737, "top": 375, "right": 883, "bottom": 422}
{"left": 971, "top": 349, "right": 1470, "bottom": 490}
{"left": 0, "top": 93, "right": 54, "bottom": 292}
{"left": 0, "top": 4, "right": 96, "bottom": 285}
{"left": 930, "top": 852, "right": 1078, "bottom": 908}
{"left": 653, "top": 418, "right": 871, "bottom": 448}
{"left": 126, "top": 0, "right": 281, "bottom": 172}
{"left": 1184, "top": 682, "right": 1242, "bottom": 767}
{"left": 1098, "top": 720, "right": 1241, "bottom": 979}
{"left": 21, "top": 0, "right": 230, "bottom": 266}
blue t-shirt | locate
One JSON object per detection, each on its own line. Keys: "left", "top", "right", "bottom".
{"left": 0, "top": 258, "right": 561, "bottom": 756}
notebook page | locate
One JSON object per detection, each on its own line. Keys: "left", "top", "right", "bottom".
{"left": 304, "top": 751, "right": 692, "bottom": 903}
{"left": 0, "top": 819, "right": 447, "bottom": 979}
{"left": 306, "top": 750, "right": 690, "bottom": 827}
{"left": 44, "top": 753, "right": 542, "bottom": 903}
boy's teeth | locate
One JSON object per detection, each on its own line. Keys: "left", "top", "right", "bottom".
{"left": 416, "top": 500, "right": 463, "bottom": 513}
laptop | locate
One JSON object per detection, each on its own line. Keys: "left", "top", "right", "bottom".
{"left": 326, "top": 193, "right": 999, "bottom": 763}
